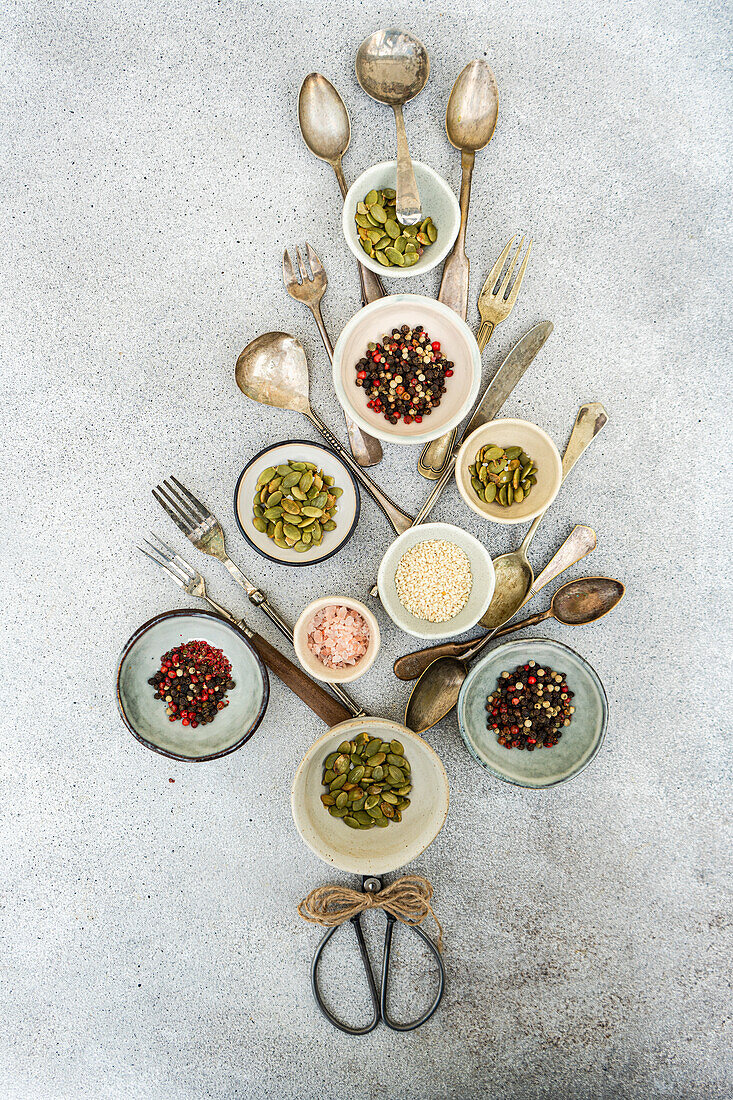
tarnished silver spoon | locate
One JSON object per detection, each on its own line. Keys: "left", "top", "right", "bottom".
{"left": 298, "top": 73, "right": 385, "bottom": 308}
{"left": 356, "top": 28, "right": 429, "bottom": 225}
{"left": 235, "top": 332, "right": 413, "bottom": 535}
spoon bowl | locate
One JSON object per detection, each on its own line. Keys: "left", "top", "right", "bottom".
{"left": 554, "top": 577, "right": 624, "bottom": 624}
{"left": 298, "top": 73, "right": 350, "bottom": 165}
{"left": 445, "top": 59, "right": 499, "bottom": 153}
{"left": 356, "top": 28, "right": 429, "bottom": 106}
{"left": 235, "top": 332, "right": 311, "bottom": 414}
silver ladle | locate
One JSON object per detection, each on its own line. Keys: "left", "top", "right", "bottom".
{"left": 356, "top": 28, "right": 429, "bottom": 225}
{"left": 235, "top": 333, "right": 413, "bottom": 535}
{"left": 298, "top": 73, "right": 385, "bottom": 308}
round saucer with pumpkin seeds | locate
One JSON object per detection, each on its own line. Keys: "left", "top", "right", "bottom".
{"left": 234, "top": 439, "right": 360, "bottom": 567}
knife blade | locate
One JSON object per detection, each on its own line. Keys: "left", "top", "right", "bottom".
{"left": 461, "top": 319, "right": 554, "bottom": 440}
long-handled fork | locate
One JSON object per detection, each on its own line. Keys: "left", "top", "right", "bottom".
{"left": 151, "top": 476, "right": 364, "bottom": 718}
{"left": 417, "top": 233, "right": 533, "bottom": 481}
{"left": 138, "top": 534, "right": 361, "bottom": 727}
{"left": 282, "top": 242, "right": 383, "bottom": 467}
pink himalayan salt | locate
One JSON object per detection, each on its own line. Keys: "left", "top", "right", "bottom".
{"left": 306, "top": 604, "right": 370, "bottom": 669}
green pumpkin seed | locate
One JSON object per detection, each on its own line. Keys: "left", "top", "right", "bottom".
{"left": 365, "top": 189, "right": 379, "bottom": 206}
{"left": 322, "top": 520, "right": 337, "bottom": 531}
{"left": 252, "top": 516, "right": 267, "bottom": 533}
{"left": 384, "top": 218, "right": 400, "bottom": 239}
{"left": 383, "top": 246, "right": 403, "bottom": 266}
{"left": 507, "top": 484, "right": 514, "bottom": 505}
{"left": 485, "top": 482, "right": 497, "bottom": 502}
{"left": 514, "top": 486, "right": 524, "bottom": 503}
{"left": 263, "top": 507, "right": 282, "bottom": 521}
{"left": 504, "top": 446, "right": 523, "bottom": 459}
{"left": 402, "top": 251, "right": 419, "bottom": 266}
{"left": 344, "top": 816, "right": 360, "bottom": 829}
{"left": 330, "top": 774, "right": 346, "bottom": 791}
{"left": 499, "top": 484, "right": 509, "bottom": 506}
{"left": 256, "top": 466, "right": 276, "bottom": 487}
{"left": 370, "top": 204, "right": 387, "bottom": 224}
{"left": 375, "top": 251, "right": 390, "bottom": 266}
{"left": 426, "top": 222, "right": 438, "bottom": 243}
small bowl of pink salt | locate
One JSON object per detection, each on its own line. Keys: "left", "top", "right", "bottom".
{"left": 293, "top": 597, "right": 381, "bottom": 684}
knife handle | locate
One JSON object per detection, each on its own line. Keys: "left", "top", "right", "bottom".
{"left": 248, "top": 632, "right": 353, "bottom": 727}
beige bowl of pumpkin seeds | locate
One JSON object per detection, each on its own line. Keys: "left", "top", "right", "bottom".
{"left": 343, "top": 161, "right": 460, "bottom": 279}
{"left": 291, "top": 717, "right": 449, "bottom": 875}
{"left": 455, "top": 419, "right": 563, "bottom": 525}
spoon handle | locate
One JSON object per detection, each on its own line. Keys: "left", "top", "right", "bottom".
{"left": 308, "top": 302, "right": 383, "bottom": 468}
{"left": 305, "top": 408, "right": 414, "bottom": 534}
{"left": 393, "top": 609, "right": 554, "bottom": 681}
{"left": 520, "top": 402, "right": 609, "bottom": 555}
{"left": 332, "top": 160, "right": 386, "bottom": 306}
{"left": 393, "top": 104, "right": 422, "bottom": 224}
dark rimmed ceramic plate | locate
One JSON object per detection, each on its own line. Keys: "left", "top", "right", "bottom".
{"left": 457, "top": 638, "right": 608, "bottom": 788}
{"left": 116, "top": 609, "right": 269, "bottom": 761}
{"left": 234, "top": 440, "right": 360, "bottom": 567}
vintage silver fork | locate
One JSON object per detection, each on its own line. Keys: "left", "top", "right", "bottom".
{"left": 139, "top": 533, "right": 364, "bottom": 720}
{"left": 152, "top": 475, "right": 295, "bottom": 643}
{"left": 282, "top": 242, "right": 383, "bottom": 468}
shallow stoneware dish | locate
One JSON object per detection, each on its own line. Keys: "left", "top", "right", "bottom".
{"left": 455, "top": 418, "right": 563, "bottom": 525}
{"left": 332, "top": 294, "right": 481, "bottom": 446}
{"left": 116, "top": 609, "right": 269, "bottom": 761}
{"left": 291, "top": 717, "right": 449, "bottom": 875}
{"left": 457, "top": 638, "right": 608, "bottom": 788}
{"left": 234, "top": 440, "right": 360, "bottom": 567}
{"left": 342, "top": 160, "right": 460, "bottom": 279}
{"left": 293, "top": 596, "right": 381, "bottom": 684}
{"left": 377, "top": 521, "right": 495, "bottom": 641}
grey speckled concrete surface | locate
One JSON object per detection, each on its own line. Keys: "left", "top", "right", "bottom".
{"left": 1, "top": 1, "right": 731, "bottom": 1097}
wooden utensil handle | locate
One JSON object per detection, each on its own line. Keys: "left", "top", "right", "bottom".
{"left": 393, "top": 642, "right": 467, "bottom": 682}
{"left": 249, "top": 632, "right": 352, "bottom": 727}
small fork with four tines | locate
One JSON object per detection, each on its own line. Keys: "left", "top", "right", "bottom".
{"left": 151, "top": 475, "right": 364, "bottom": 717}
{"left": 282, "top": 242, "right": 383, "bottom": 468}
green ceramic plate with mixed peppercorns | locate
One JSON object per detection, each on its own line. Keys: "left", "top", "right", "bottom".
{"left": 457, "top": 638, "right": 608, "bottom": 788}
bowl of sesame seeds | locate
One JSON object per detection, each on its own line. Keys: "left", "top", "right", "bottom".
{"left": 332, "top": 295, "right": 481, "bottom": 445}
{"left": 377, "top": 522, "right": 495, "bottom": 640}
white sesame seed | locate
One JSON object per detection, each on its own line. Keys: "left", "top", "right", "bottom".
{"left": 394, "top": 539, "right": 473, "bottom": 622}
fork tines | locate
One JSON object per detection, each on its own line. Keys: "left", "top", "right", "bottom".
{"left": 282, "top": 242, "right": 324, "bottom": 286}
{"left": 481, "top": 233, "right": 533, "bottom": 306}
{"left": 152, "top": 476, "right": 211, "bottom": 537}
{"left": 137, "top": 532, "right": 197, "bottom": 587}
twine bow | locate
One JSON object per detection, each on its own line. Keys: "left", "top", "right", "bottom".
{"left": 298, "top": 874, "right": 443, "bottom": 952}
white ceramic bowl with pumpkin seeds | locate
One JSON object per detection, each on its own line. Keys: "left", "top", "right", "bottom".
{"left": 455, "top": 419, "right": 563, "bottom": 525}
{"left": 291, "top": 717, "right": 449, "bottom": 875}
{"left": 343, "top": 161, "right": 460, "bottom": 279}
{"left": 234, "top": 440, "right": 360, "bottom": 566}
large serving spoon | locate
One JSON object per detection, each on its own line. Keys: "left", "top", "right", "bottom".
{"left": 404, "top": 401, "right": 608, "bottom": 734}
{"left": 356, "top": 28, "right": 429, "bottom": 225}
{"left": 418, "top": 59, "right": 499, "bottom": 480}
{"left": 298, "top": 74, "right": 385, "bottom": 308}
{"left": 395, "top": 572, "right": 621, "bottom": 681}
{"left": 479, "top": 402, "right": 608, "bottom": 630}
{"left": 235, "top": 332, "right": 413, "bottom": 535}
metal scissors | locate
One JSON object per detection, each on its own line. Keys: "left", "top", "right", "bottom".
{"left": 310, "top": 875, "right": 445, "bottom": 1035}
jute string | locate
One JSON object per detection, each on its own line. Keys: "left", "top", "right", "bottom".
{"left": 298, "top": 874, "right": 443, "bottom": 952}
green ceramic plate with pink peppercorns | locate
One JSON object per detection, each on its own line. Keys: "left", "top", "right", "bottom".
{"left": 457, "top": 638, "right": 608, "bottom": 788}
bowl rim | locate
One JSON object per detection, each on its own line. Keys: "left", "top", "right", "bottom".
{"left": 332, "top": 294, "right": 482, "bottom": 446}
{"left": 342, "top": 159, "right": 461, "bottom": 278}
{"left": 377, "top": 520, "right": 496, "bottom": 640}
{"left": 292, "top": 595, "right": 381, "bottom": 683}
{"left": 455, "top": 418, "right": 564, "bottom": 525}
{"left": 116, "top": 608, "right": 270, "bottom": 761}
{"left": 291, "top": 715, "right": 450, "bottom": 875}
{"left": 457, "top": 636, "right": 609, "bottom": 788}
{"left": 233, "top": 439, "right": 361, "bottom": 567}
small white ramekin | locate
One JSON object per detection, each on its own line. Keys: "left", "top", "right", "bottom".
{"left": 293, "top": 596, "right": 381, "bottom": 684}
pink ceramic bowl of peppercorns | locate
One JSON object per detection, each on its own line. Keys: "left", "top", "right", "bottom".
{"left": 332, "top": 294, "right": 481, "bottom": 445}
